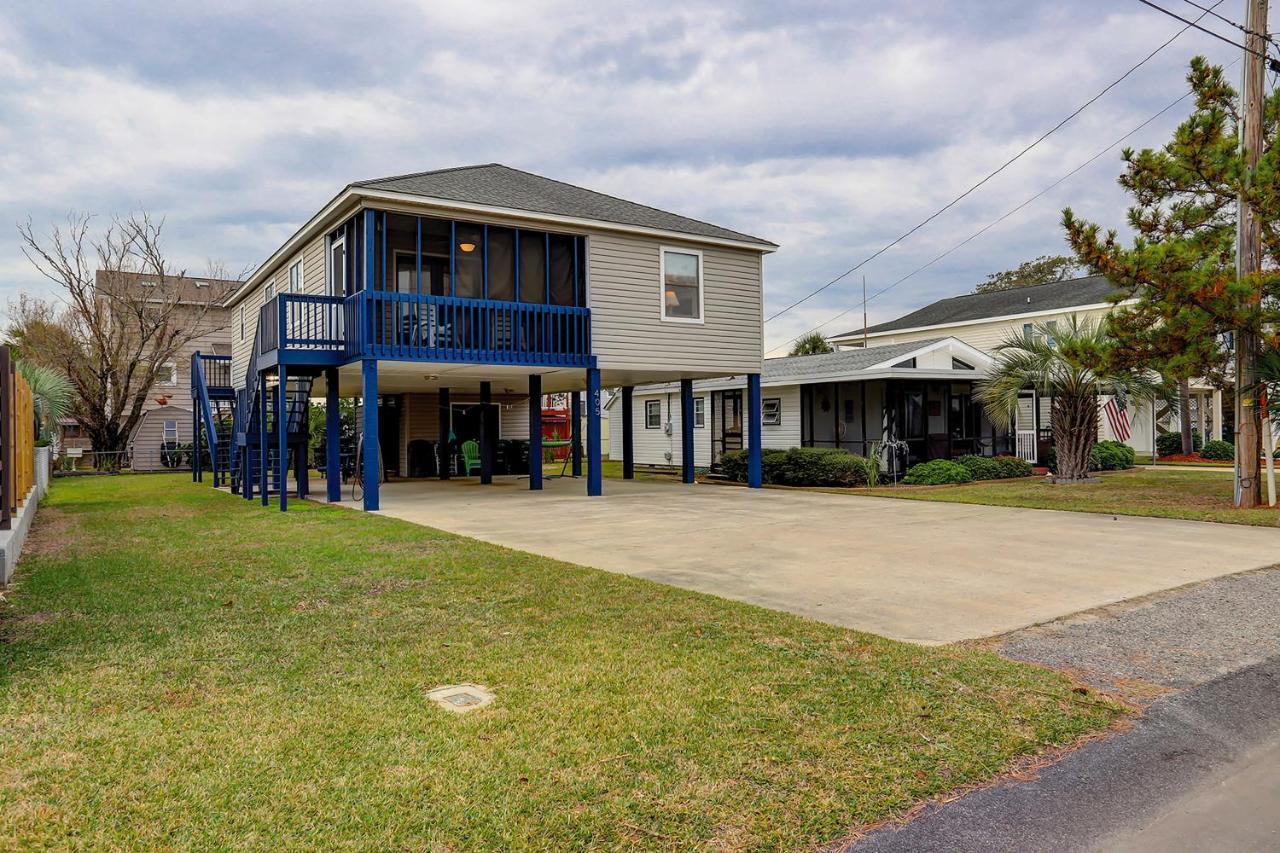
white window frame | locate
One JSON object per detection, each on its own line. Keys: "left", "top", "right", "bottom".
{"left": 156, "top": 361, "right": 177, "bottom": 387}
{"left": 289, "top": 258, "right": 303, "bottom": 293}
{"left": 658, "top": 246, "right": 705, "bottom": 324}
{"left": 264, "top": 279, "right": 275, "bottom": 302}
{"left": 693, "top": 396, "right": 705, "bottom": 428}
{"left": 239, "top": 305, "right": 246, "bottom": 341}
{"left": 762, "top": 397, "right": 782, "bottom": 426}
{"left": 162, "top": 419, "right": 178, "bottom": 444}
{"left": 644, "top": 399, "right": 662, "bottom": 429}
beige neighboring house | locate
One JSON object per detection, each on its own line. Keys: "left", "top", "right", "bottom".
{"left": 90, "top": 272, "right": 238, "bottom": 471}
{"left": 826, "top": 275, "right": 1228, "bottom": 459}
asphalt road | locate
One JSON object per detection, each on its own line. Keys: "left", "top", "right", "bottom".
{"left": 848, "top": 567, "right": 1280, "bottom": 852}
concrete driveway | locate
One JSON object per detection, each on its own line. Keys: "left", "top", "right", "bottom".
{"left": 341, "top": 477, "right": 1280, "bottom": 644}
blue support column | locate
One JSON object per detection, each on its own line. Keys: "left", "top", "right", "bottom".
{"left": 528, "top": 374, "right": 543, "bottom": 491}
{"left": 242, "top": 447, "right": 252, "bottom": 500}
{"left": 621, "top": 386, "right": 634, "bottom": 480}
{"left": 325, "top": 367, "right": 341, "bottom": 502}
{"left": 277, "top": 365, "right": 288, "bottom": 512}
{"left": 362, "top": 359, "right": 379, "bottom": 511}
{"left": 680, "top": 378, "right": 695, "bottom": 484}
{"left": 192, "top": 406, "right": 201, "bottom": 483}
{"left": 258, "top": 373, "right": 268, "bottom": 506}
{"left": 747, "top": 373, "right": 763, "bottom": 489}
{"left": 479, "top": 381, "right": 493, "bottom": 485}
{"left": 586, "top": 367, "right": 602, "bottom": 497}
{"left": 570, "top": 391, "right": 582, "bottom": 477}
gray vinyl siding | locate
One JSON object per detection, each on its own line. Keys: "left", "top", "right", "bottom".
{"left": 230, "top": 237, "right": 324, "bottom": 389}
{"left": 588, "top": 233, "right": 763, "bottom": 374}
{"left": 129, "top": 405, "right": 191, "bottom": 471}
{"left": 399, "top": 393, "right": 530, "bottom": 474}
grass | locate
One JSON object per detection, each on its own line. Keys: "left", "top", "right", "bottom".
{"left": 855, "top": 469, "right": 1280, "bottom": 527}
{"left": 0, "top": 476, "right": 1122, "bottom": 849}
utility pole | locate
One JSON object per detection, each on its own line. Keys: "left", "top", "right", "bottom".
{"left": 1235, "top": 0, "right": 1267, "bottom": 508}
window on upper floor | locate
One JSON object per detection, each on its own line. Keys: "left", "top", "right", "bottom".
{"left": 264, "top": 280, "right": 275, "bottom": 302}
{"left": 239, "top": 306, "right": 246, "bottom": 341}
{"left": 661, "top": 248, "right": 702, "bottom": 322}
{"left": 289, "top": 259, "right": 303, "bottom": 292}
{"left": 156, "top": 362, "right": 177, "bottom": 386}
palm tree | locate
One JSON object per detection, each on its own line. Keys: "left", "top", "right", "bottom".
{"left": 976, "top": 316, "right": 1167, "bottom": 482}
{"left": 17, "top": 360, "right": 74, "bottom": 444}
{"left": 789, "top": 332, "right": 834, "bottom": 356}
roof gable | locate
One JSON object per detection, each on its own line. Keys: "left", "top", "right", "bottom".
{"left": 837, "top": 275, "right": 1125, "bottom": 338}
{"left": 352, "top": 163, "right": 776, "bottom": 248}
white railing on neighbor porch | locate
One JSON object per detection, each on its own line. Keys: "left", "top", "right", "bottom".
{"left": 1015, "top": 432, "right": 1037, "bottom": 464}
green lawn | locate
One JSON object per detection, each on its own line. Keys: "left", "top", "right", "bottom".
{"left": 1, "top": 476, "right": 1121, "bottom": 849}
{"left": 857, "top": 469, "right": 1279, "bottom": 527}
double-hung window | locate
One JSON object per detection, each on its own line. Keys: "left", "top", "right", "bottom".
{"left": 289, "top": 259, "right": 303, "bottom": 292}
{"left": 660, "top": 247, "right": 703, "bottom": 322}
{"left": 162, "top": 419, "right": 178, "bottom": 444}
{"left": 645, "top": 399, "right": 662, "bottom": 429}
{"left": 693, "top": 397, "right": 705, "bottom": 428}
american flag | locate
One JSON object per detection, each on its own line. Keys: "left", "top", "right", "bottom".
{"left": 1103, "top": 398, "right": 1132, "bottom": 442}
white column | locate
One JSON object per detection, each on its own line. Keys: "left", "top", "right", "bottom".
{"left": 1212, "top": 389, "right": 1225, "bottom": 442}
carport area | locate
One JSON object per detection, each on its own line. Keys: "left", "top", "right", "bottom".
{"left": 339, "top": 477, "right": 1280, "bottom": 644}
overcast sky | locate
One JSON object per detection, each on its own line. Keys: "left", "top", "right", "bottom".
{"left": 0, "top": 1, "right": 1246, "bottom": 351}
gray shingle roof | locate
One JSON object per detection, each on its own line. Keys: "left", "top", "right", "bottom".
{"left": 764, "top": 339, "right": 942, "bottom": 383}
{"left": 352, "top": 163, "right": 776, "bottom": 248}
{"left": 838, "top": 275, "right": 1125, "bottom": 337}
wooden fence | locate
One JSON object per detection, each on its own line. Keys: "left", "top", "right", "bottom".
{"left": 1, "top": 346, "right": 35, "bottom": 530}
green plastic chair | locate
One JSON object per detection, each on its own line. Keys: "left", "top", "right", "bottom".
{"left": 461, "top": 440, "right": 482, "bottom": 476}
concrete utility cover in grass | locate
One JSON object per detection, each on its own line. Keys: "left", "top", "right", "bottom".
{"left": 344, "top": 477, "right": 1280, "bottom": 645}
{"left": 427, "top": 683, "right": 494, "bottom": 713}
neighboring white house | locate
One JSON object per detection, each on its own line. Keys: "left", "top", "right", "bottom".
{"left": 826, "top": 275, "right": 1228, "bottom": 457}
{"left": 609, "top": 337, "right": 1002, "bottom": 473}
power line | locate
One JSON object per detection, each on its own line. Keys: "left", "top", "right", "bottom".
{"left": 766, "top": 58, "right": 1241, "bottom": 357}
{"left": 1136, "top": 0, "right": 1280, "bottom": 67}
{"left": 1179, "top": 0, "right": 1278, "bottom": 46}
{"left": 762, "top": 1, "right": 1226, "bottom": 326}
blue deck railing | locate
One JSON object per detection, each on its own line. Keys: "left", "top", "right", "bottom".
{"left": 261, "top": 291, "right": 591, "bottom": 367}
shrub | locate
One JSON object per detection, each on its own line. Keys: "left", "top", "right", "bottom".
{"left": 903, "top": 459, "right": 973, "bottom": 485}
{"left": 993, "top": 455, "right": 1034, "bottom": 478}
{"left": 955, "top": 454, "right": 1002, "bottom": 481}
{"left": 1201, "top": 439, "right": 1234, "bottom": 461}
{"left": 719, "top": 447, "right": 870, "bottom": 486}
{"left": 956, "top": 454, "right": 1033, "bottom": 480}
{"left": 1156, "top": 429, "right": 1202, "bottom": 457}
{"left": 1092, "top": 440, "right": 1136, "bottom": 471}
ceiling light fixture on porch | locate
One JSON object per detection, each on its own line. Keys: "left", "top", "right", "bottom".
{"left": 458, "top": 241, "right": 477, "bottom": 253}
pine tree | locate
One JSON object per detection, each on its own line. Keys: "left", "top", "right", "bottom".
{"left": 1062, "top": 57, "right": 1280, "bottom": 470}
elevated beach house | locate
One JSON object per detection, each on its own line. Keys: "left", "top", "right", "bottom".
{"left": 191, "top": 164, "right": 776, "bottom": 510}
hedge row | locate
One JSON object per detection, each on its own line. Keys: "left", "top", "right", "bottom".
{"left": 721, "top": 448, "right": 1034, "bottom": 487}
{"left": 903, "top": 454, "right": 1033, "bottom": 486}
{"left": 720, "top": 447, "right": 872, "bottom": 487}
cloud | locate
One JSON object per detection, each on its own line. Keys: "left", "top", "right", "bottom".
{"left": 0, "top": 0, "right": 1244, "bottom": 349}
